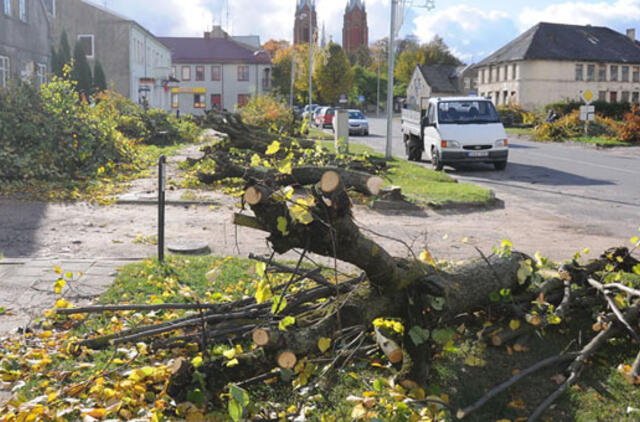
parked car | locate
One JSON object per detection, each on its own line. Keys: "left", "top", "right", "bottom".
{"left": 302, "top": 104, "right": 320, "bottom": 120}
{"left": 347, "top": 110, "right": 369, "bottom": 135}
{"left": 401, "top": 96, "right": 508, "bottom": 170}
{"left": 315, "top": 107, "right": 335, "bottom": 128}
{"left": 310, "top": 105, "right": 324, "bottom": 125}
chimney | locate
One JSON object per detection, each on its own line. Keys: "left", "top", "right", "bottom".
{"left": 204, "top": 26, "right": 228, "bottom": 40}
{"left": 627, "top": 28, "right": 636, "bottom": 41}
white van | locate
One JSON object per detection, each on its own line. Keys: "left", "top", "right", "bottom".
{"left": 401, "top": 97, "right": 509, "bottom": 171}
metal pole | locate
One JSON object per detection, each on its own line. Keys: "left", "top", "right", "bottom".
{"left": 308, "top": 8, "right": 313, "bottom": 117}
{"left": 385, "top": 0, "right": 397, "bottom": 159}
{"left": 376, "top": 50, "right": 381, "bottom": 119}
{"left": 158, "top": 155, "right": 166, "bottom": 263}
{"left": 289, "top": 3, "right": 295, "bottom": 109}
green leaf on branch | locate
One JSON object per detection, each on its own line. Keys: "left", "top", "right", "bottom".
{"left": 186, "top": 389, "right": 204, "bottom": 407}
{"left": 279, "top": 316, "right": 296, "bottom": 331}
{"left": 271, "top": 297, "right": 287, "bottom": 314}
{"left": 255, "top": 280, "right": 272, "bottom": 304}
{"left": 517, "top": 260, "right": 533, "bottom": 285}
{"left": 408, "top": 326, "right": 431, "bottom": 346}
{"left": 265, "top": 140, "right": 281, "bottom": 156}
{"left": 230, "top": 384, "right": 250, "bottom": 406}
{"left": 430, "top": 296, "right": 446, "bottom": 311}
{"left": 228, "top": 399, "right": 243, "bottom": 422}
{"left": 432, "top": 328, "right": 455, "bottom": 345}
{"left": 277, "top": 216, "right": 289, "bottom": 236}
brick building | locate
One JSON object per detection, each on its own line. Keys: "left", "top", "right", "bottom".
{"left": 294, "top": 0, "right": 317, "bottom": 45}
{"left": 342, "top": 0, "right": 368, "bottom": 57}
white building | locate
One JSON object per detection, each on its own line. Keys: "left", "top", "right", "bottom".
{"left": 159, "top": 27, "right": 272, "bottom": 115}
{"left": 475, "top": 22, "right": 640, "bottom": 110}
{"left": 53, "top": 0, "right": 174, "bottom": 109}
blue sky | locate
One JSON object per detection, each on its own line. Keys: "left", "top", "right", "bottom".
{"left": 99, "top": 0, "right": 640, "bottom": 64}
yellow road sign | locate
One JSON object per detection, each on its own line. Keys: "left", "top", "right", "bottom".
{"left": 582, "top": 90, "right": 594, "bottom": 104}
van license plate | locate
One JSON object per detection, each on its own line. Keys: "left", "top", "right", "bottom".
{"left": 468, "top": 151, "right": 489, "bottom": 157}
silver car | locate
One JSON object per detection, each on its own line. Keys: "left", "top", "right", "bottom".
{"left": 347, "top": 110, "right": 369, "bottom": 136}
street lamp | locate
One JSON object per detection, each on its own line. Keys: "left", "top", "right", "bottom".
{"left": 385, "top": 0, "right": 435, "bottom": 159}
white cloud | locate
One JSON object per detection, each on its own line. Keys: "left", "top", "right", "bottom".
{"left": 411, "top": 5, "right": 518, "bottom": 63}
{"left": 518, "top": 0, "right": 640, "bottom": 31}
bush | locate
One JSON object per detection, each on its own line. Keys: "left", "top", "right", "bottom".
{"left": 0, "top": 77, "right": 138, "bottom": 181}
{"left": 496, "top": 104, "right": 539, "bottom": 127}
{"left": 617, "top": 104, "right": 640, "bottom": 144}
{"left": 96, "top": 91, "right": 201, "bottom": 146}
{"left": 240, "top": 94, "right": 295, "bottom": 134}
{"left": 534, "top": 110, "right": 618, "bottom": 142}
{"left": 544, "top": 100, "right": 631, "bottom": 120}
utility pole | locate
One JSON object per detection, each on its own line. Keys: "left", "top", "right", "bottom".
{"left": 376, "top": 49, "right": 381, "bottom": 119}
{"left": 290, "top": 2, "right": 296, "bottom": 109}
{"left": 308, "top": 6, "right": 313, "bottom": 117}
{"left": 385, "top": 0, "right": 398, "bottom": 160}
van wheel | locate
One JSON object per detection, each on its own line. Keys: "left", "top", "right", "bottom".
{"left": 431, "top": 147, "right": 443, "bottom": 171}
{"left": 408, "top": 136, "right": 422, "bottom": 161}
{"left": 494, "top": 161, "right": 508, "bottom": 171}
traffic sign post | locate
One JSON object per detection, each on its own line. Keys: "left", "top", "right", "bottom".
{"left": 580, "top": 90, "right": 595, "bottom": 135}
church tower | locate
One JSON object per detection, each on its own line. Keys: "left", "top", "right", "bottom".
{"left": 294, "top": 0, "right": 318, "bottom": 45}
{"left": 342, "top": 0, "right": 369, "bottom": 56}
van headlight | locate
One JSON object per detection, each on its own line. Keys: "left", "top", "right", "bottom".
{"left": 441, "top": 140, "right": 461, "bottom": 149}
{"left": 495, "top": 139, "right": 509, "bottom": 148}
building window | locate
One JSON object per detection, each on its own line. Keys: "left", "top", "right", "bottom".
{"left": 171, "top": 66, "right": 176, "bottom": 78}
{"left": 622, "top": 91, "right": 630, "bottom": 103}
{"left": 263, "top": 68, "right": 271, "bottom": 89}
{"left": 586, "top": 64, "right": 595, "bottom": 81}
{"left": 18, "top": 0, "right": 25, "bottom": 21}
{"left": 622, "top": 66, "right": 630, "bottom": 82}
{"left": 43, "top": 0, "right": 54, "bottom": 15}
{"left": 171, "top": 93, "right": 179, "bottom": 109}
{"left": 194, "top": 93, "right": 206, "bottom": 109}
{"left": 633, "top": 92, "right": 639, "bottom": 104}
{"left": 195, "top": 66, "right": 205, "bottom": 81}
{"left": 4, "top": 0, "right": 11, "bottom": 15}
{"left": 0, "top": 56, "right": 9, "bottom": 88}
{"left": 211, "top": 65, "right": 221, "bottom": 81}
{"left": 78, "top": 35, "right": 94, "bottom": 58}
{"left": 237, "top": 65, "right": 249, "bottom": 81}
{"left": 598, "top": 90, "right": 606, "bottom": 101}
{"left": 634, "top": 67, "right": 640, "bottom": 83}
{"left": 512, "top": 64, "right": 517, "bottom": 80}
{"left": 598, "top": 64, "right": 606, "bottom": 81}
{"left": 181, "top": 66, "right": 190, "bottom": 81}
{"left": 36, "top": 63, "right": 46, "bottom": 86}
{"left": 237, "top": 94, "right": 250, "bottom": 108}
{"left": 211, "top": 94, "right": 221, "bottom": 110}
{"left": 575, "top": 64, "right": 583, "bottom": 81}
{"left": 610, "top": 65, "right": 618, "bottom": 81}
{"left": 610, "top": 91, "right": 618, "bottom": 103}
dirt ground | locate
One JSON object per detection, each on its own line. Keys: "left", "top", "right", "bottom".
{"left": 0, "top": 141, "right": 625, "bottom": 264}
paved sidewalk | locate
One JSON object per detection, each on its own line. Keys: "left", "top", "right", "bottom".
{"left": 0, "top": 258, "right": 138, "bottom": 335}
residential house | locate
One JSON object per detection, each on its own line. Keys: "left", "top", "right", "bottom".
{"left": 52, "top": 0, "right": 173, "bottom": 109}
{"left": 0, "top": 0, "right": 54, "bottom": 88}
{"left": 475, "top": 22, "right": 640, "bottom": 110}
{"left": 406, "top": 64, "right": 477, "bottom": 110}
{"left": 159, "top": 27, "right": 273, "bottom": 115}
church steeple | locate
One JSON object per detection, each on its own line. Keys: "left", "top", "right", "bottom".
{"left": 343, "top": 0, "right": 368, "bottom": 56}
{"left": 294, "top": 0, "right": 318, "bottom": 45}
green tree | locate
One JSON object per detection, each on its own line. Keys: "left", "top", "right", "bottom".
{"left": 394, "top": 48, "right": 425, "bottom": 90}
{"left": 271, "top": 46, "right": 293, "bottom": 99}
{"left": 71, "top": 42, "right": 93, "bottom": 95}
{"left": 352, "top": 46, "right": 373, "bottom": 68}
{"left": 57, "top": 31, "right": 72, "bottom": 75}
{"left": 50, "top": 46, "right": 61, "bottom": 78}
{"left": 350, "top": 65, "right": 385, "bottom": 109}
{"left": 93, "top": 60, "right": 107, "bottom": 92}
{"left": 293, "top": 43, "right": 318, "bottom": 104}
{"left": 422, "top": 36, "right": 461, "bottom": 66}
{"left": 314, "top": 42, "right": 353, "bottom": 105}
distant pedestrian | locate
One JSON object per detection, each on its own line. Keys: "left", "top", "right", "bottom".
{"left": 546, "top": 109, "right": 558, "bottom": 123}
{"left": 176, "top": 109, "right": 180, "bottom": 120}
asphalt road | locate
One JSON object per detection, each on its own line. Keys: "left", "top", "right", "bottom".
{"left": 348, "top": 116, "right": 640, "bottom": 241}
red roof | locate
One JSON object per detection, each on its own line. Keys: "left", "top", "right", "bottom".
{"left": 158, "top": 37, "right": 272, "bottom": 64}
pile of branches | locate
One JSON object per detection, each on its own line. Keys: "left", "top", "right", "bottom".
{"left": 189, "top": 110, "right": 389, "bottom": 195}
{"left": 62, "top": 169, "right": 640, "bottom": 421}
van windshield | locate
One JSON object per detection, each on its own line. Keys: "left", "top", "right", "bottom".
{"left": 437, "top": 101, "right": 501, "bottom": 124}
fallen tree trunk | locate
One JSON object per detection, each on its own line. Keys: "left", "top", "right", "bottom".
{"left": 198, "top": 163, "right": 385, "bottom": 196}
